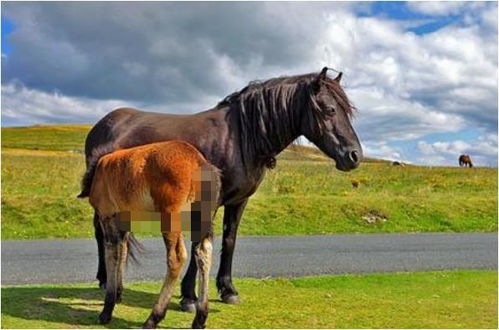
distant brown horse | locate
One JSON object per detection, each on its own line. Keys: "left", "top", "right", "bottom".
{"left": 87, "top": 141, "right": 221, "bottom": 328}
{"left": 459, "top": 154, "right": 473, "bottom": 167}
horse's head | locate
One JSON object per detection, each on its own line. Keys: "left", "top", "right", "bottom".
{"left": 302, "top": 67, "right": 362, "bottom": 171}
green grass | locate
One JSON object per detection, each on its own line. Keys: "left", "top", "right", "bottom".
{"left": 2, "top": 125, "right": 91, "bottom": 151}
{"left": 1, "top": 125, "right": 497, "bottom": 239}
{"left": 1, "top": 270, "right": 496, "bottom": 328}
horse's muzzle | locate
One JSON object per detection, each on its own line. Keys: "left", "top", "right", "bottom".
{"left": 335, "top": 149, "right": 362, "bottom": 171}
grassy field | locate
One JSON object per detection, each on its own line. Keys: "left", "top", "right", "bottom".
{"left": 1, "top": 125, "right": 497, "bottom": 239}
{"left": 2, "top": 125, "right": 91, "bottom": 151}
{"left": 1, "top": 270, "right": 496, "bottom": 328}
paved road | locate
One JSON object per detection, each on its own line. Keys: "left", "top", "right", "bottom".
{"left": 2, "top": 233, "right": 497, "bottom": 285}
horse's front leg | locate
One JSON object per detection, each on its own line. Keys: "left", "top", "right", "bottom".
{"left": 216, "top": 199, "right": 248, "bottom": 304}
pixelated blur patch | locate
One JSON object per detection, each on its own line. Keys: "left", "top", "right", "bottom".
{"left": 113, "top": 165, "right": 219, "bottom": 242}
{"left": 115, "top": 210, "right": 210, "bottom": 242}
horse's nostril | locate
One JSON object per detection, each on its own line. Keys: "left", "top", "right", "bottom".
{"left": 350, "top": 150, "right": 359, "bottom": 164}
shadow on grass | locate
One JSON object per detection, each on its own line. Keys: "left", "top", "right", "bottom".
{"left": 1, "top": 285, "right": 202, "bottom": 328}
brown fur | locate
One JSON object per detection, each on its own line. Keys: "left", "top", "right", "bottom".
{"left": 79, "top": 67, "right": 362, "bottom": 303}
{"left": 459, "top": 154, "right": 473, "bottom": 168}
{"left": 88, "top": 141, "right": 220, "bottom": 328}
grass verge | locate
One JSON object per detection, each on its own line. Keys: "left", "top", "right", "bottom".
{"left": 1, "top": 270, "right": 497, "bottom": 328}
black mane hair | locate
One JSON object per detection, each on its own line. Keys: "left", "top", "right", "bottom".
{"left": 219, "top": 72, "right": 355, "bottom": 168}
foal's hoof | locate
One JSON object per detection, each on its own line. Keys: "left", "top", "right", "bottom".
{"left": 221, "top": 293, "right": 240, "bottom": 305}
{"left": 179, "top": 298, "right": 197, "bottom": 313}
{"left": 98, "top": 312, "right": 112, "bottom": 325}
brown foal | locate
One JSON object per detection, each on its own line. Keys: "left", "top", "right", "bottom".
{"left": 87, "top": 141, "right": 220, "bottom": 328}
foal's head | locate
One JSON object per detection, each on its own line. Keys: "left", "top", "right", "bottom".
{"left": 302, "top": 67, "right": 362, "bottom": 171}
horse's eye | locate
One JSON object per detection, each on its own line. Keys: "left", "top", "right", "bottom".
{"left": 328, "top": 105, "right": 336, "bottom": 114}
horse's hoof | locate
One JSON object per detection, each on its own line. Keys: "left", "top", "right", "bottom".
{"left": 180, "top": 299, "right": 197, "bottom": 313}
{"left": 221, "top": 293, "right": 240, "bottom": 304}
{"left": 99, "top": 282, "right": 107, "bottom": 289}
{"left": 192, "top": 321, "right": 206, "bottom": 329}
{"left": 98, "top": 312, "right": 112, "bottom": 324}
{"left": 142, "top": 320, "right": 157, "bottom": 329}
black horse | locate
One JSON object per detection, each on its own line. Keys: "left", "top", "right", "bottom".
{"left": 78, "top": 67, "right": 362, "bottom": 312}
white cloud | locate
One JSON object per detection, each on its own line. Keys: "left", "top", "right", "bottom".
{"left": 418, "top": 154, "right": 448, "bottom": 166}
{"left": 407, "top": 2, "right": 472, "bottom": 16}
{"left": 418, "top": 140, "right": 470, "bottom": 155}
{"left": 310, "top": 7, "right": 497, "bottom": 145}
{"left": 1, "top": 83, "right": 132, "bottom": 125}
{"left": 417, "top": 136, "right": 498, "bottom": 166}
{"left": 0, "top": 82, "right": 227, "bottom": 126}
{"left": 1, "top": 2, "right": 497, "bottom": 166}
{"left": 361, "top": 141, "right": 407, "bottom": 162}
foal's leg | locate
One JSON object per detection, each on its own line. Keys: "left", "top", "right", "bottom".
{"left": 216, "top": 199, "right": 248, "bottom": 304}
{"left": 94, "top": 211, "right": 107, "bottom": 288}
{"left": 116, "top": 232, "right": 129, "bottom": 303}
{"left": 180, "top": 242, "right": 199, "bottom": 312}
{"left": 98, "top": 220, "right": 121, "bottom": 324}
{"left": 192, "top": 235, "right": 213, "bottom": 329}
{"left": 143, "top": 233, "right": 187, "bottom": 328}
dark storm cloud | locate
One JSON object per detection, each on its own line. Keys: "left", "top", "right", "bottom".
{"left": 2, "top": 2, "right": 348, "bottom": 103}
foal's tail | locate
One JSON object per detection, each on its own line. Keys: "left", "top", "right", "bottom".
{"left": 77, "top": 143, "right": 116, "bottom": 198}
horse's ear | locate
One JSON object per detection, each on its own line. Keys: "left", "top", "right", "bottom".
{"left": 320, "top": 67, "right": 328, "bottom": 78}
{"left": 313, "top": 67, "right": 329, "bottom": 91}
{"left": 334, "top": 72, "right": 343, "bottom": 83}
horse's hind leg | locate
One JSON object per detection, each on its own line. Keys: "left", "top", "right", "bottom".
{"left": 143, "top": 233, "right": 187, "bottom": 328}
{"left": 94, "top": 211, "right": 107, "bottom": 288}
{"left": 192, "top": 235, "right": 213, "bottom": 329}
{"left": 98, "top": 217, "right": 122, "bottom": 324}
{"left": 180, "top": 242, "right": 199, "bottom": 312}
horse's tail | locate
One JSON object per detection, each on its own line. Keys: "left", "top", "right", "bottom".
{"left": 203, "top": 162, "right": 222, "bottom": 215}
{"left": 210, "top": 164, "right": 222, "bottom": 218}
{"left": 127, "top": 233, "right": 146, "bottom": 265}
{"left": 77, "top": 143, "right": 116, "bottom": 198}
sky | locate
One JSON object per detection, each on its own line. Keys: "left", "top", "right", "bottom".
{"left": 1, "top": 1, "right": 497, "bottom": 166}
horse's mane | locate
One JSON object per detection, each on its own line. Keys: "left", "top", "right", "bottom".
{"left": 218, "top": 72, "right": 355, "bottom": 168}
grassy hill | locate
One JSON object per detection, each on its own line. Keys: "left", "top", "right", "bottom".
{"left": 2, "top": 125, "right": 92, "bottom": 151}
{"left": 1, "top": 125, "right": 497, "bottom": 239}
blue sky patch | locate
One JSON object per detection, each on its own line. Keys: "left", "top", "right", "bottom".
{"left": 360, "top": 1, "right": 459, "bottom": 35}
{"left": 1, "top": 17, "right": 16, "bottom": 54}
